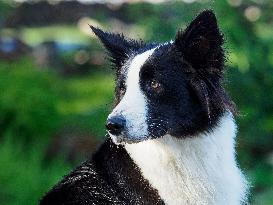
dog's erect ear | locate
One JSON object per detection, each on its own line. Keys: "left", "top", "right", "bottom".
{"left": 175, "top": 11, "right": 230, "bottom": 120}
{"left": 174, "top": 10, "right": 225, "bottom": 77}
{"left": 90, "top": 26, "right": 144, "bottom": 68}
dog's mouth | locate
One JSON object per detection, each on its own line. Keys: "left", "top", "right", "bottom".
{"left": 106, "top": 115, "right": 152, "bottom": 144}
{"left": 108, "top": 132, "right": 150, "bottom": 145}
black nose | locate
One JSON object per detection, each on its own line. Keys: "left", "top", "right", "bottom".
{"left": 106, "top": 116, "right": 126, "bottom": 135}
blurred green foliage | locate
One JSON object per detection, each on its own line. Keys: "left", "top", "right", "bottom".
{"left": 0, "top": 137, "right": 71, "bottom": 205}
{"left": 0, "top": 58, "right": 60, "bottom": 142}
{"left": 58, "top": 72, "right": 114, "bottom": 137}
{"left": 0, "top": 0, "right": 272, "bottom": 204}
{"left": 0, "top": 58, "right": 114, "bottom": 205}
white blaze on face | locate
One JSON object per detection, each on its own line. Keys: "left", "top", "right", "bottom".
{"left": 108, "top": 48, "right": 156, "bottom": 143}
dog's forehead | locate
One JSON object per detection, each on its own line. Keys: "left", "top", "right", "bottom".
{"left": 120, "top": 48, "right": 155, "bottom": 80}
{"left": 121, "top": 42, "right": 173, "bottom": 79}
{"left": 125, "top": 48, "right": 156, "bottom": 84}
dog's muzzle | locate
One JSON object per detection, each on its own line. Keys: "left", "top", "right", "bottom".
{"left": 106, "top": 115, "right": 126, "bottom": 136}
{"left": 106, "top": 114, "right": 149, "bottom": 144}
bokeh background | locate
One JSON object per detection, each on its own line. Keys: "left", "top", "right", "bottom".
{"left": 0, "top": 0, "right": 272, "bottom": 204}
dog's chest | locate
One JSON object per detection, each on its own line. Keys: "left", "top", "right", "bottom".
{"left": 124, "top": 116, "right": 247, "bottom": 205}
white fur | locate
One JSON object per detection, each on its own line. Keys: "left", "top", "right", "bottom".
{"left": 125, "top": 113, "right": 249, "bottom": 205}
{"left": 108, "top": 48, "right": 155, "bottom": 142}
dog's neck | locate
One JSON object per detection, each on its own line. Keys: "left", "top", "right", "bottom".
{"left": 125, "top": 113, "right": 248, "bottom": 205}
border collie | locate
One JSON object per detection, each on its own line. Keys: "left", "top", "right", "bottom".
{"left": 40, "top": 10, "right": 248, "bottom": 205}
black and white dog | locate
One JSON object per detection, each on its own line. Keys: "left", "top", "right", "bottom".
{"left": 40, "top": 10, "right": 248, "bottom": 205}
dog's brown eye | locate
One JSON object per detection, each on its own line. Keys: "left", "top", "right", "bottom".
{"left": 150, "top": 79, "right": 160, "bottom": 90}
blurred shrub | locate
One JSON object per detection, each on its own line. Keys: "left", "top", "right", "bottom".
{"left": 57, "top": 70, "right": 114, "bottom": 137}
{"left": 215, "top": 1, "right": 273, "bottom": 197}
{"left": 0, "top": 1, "right": 12, "bottom": 25}
{"left": 0, "top": 136, "right": 71, "bottom": 205}
{"left": 0, "top": 58, "right": 60, "bottom": 142}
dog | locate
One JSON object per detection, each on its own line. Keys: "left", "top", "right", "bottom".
{"left": 40, "top": 10, "right": 248, "bottom": 205}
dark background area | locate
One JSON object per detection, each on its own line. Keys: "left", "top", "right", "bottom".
{"left": 0, "top": 0, "right": 272, "bottom": 204}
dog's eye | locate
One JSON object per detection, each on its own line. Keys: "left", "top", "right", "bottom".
{"left": 150, "top": 79, "right": 161, "bottom": 91}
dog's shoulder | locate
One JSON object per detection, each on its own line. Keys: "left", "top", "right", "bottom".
{"left": 40, "top": 140, "right": 123, "bottom": 205}
{"left": 40, "top": 138, "right": 164, "bottom": 205}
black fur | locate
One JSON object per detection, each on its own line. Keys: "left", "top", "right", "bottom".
{"left": 40, "top": 10, "right": 235, "bottom": 204}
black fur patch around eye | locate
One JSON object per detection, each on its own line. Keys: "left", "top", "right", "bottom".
{"left": 135, "top": 11, "right": 236, "bottom": 138}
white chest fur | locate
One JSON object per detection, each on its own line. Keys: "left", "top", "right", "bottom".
{"left": 125, "top": 114, "right": 248, "bottom": 205}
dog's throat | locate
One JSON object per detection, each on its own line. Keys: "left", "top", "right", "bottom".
{"left": 124, "top": 114, "right": 248, "bottom": 205}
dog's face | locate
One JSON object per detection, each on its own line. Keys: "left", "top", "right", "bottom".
{"left": 91, "top": 10, "right": 235, "bottom": 144}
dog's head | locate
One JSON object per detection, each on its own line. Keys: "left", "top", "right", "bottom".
{"left": 91, "top": 10, "right": 235, "bottom": 144}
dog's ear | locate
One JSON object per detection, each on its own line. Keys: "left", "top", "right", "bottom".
{"left": 90, "top": 26, "right": 144, "bottom": 68}
{"left": 175, "top": 11, "right": 230, "bottom": 120}
{"left": 174, "top": 10, "right": 225, "bottom": 77}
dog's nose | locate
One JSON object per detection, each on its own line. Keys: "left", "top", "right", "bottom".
{"left": 106, "top": 116, "right": 126, "bottom": 135}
